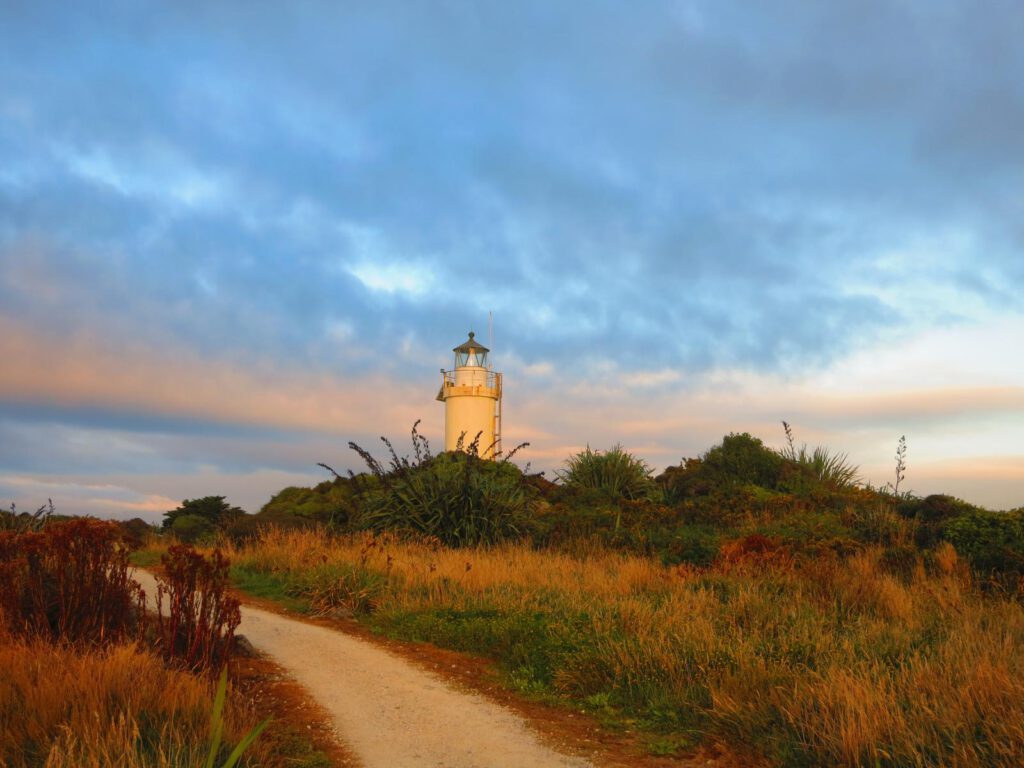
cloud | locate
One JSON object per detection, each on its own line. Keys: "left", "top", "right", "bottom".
{"left": 2, "top": 1, "right": 1023, "bottom": 515}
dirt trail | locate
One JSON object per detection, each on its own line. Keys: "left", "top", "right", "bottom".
{"left": 134, "top": 571, "right": 591, "bottom": 768}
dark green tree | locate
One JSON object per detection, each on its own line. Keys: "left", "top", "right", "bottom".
{"left": 162, "top": 496, "right": 246, "bottom": 542}
{"left": 700, "top": 432, "right": 784, "bottom": 489}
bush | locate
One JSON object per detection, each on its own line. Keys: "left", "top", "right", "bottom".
{"left": 898, "top": 494, "right": 981, "bottom": 548}
{"left": 700, "top": 433, "right": 784, "bottom": 490}
{"left": 943, "top": 508, "right": 1024, "bottom": 585}
{"left": 259, "top": 478, "right": 356, "bottom": 527}
{"left": 557, "top": 444, "right": 656, "bottom": 501}
{"left": 163, "top": 496, "right": 247, "bottom": 540}
{"left": 345, "top": 421, "right": 532, "bottom": 547}
{"left": 0, "top": 518, "right": 145, "bottom": 644}
{"left": 155, "top": 545, "right": 241, "bottom": 674}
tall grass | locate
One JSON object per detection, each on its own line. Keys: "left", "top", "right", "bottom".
{"left": 557, "top": 444, "right": 656, "bottom": 500}
{"left": 228, "top": 527, "right": 1024, "bottom": 766}
{"left": 0, "top": 629, "right": 269, "bottom": 768}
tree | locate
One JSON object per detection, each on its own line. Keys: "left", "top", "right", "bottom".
{"left": 162, "top": 496, "right": 246, "bottom": 541}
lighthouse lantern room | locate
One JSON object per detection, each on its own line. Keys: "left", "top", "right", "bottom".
{"left": 437, "top": 331, "right": 503, "bottom": 458}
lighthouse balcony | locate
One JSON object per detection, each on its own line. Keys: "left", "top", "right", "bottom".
{"left": 437, "top": 369, "right": 502, "bottom": 401}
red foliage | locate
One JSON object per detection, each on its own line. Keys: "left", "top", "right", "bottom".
{"left": 717, "top": 534, "right": 792, "bottom": 572}
{"left": 155, "top": 544, "right": 241, "bottom": 674}
{"left": 0, "top": 518, "right": 145, "bottom": 644}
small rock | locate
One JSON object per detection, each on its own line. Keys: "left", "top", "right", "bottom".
{"left": 233, "top": 634, "right": 258, "bottom": 657}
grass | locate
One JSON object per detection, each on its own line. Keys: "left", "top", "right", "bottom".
{"left": 0, "top": 630, "right": 267, "bottom": 768}
{"left": 3, "top": 525, "right": 329, "bottom": 768}
{"left": 217, "top": 527, "right": 1024, "bottom": 766}
{"left": 229, "top": 565, "right": 311, "bottom": 613}
{"left": 557, "top": 444, "right": 656, "bottom": 501}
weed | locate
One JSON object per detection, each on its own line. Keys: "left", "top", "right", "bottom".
{"left": 204, "top": 666, "right": 270, "bottom": 768}
{"left": 156, "top": 545, "right": 241, "bottom": 674}
{"left": 0, "top": 499, "right": 54, "bottom": 532}
{"left": 0, "top": 517, "right": 145, "bottom": 644}
{"left": 888, "top": 435, "right": 908, "bottom": 496}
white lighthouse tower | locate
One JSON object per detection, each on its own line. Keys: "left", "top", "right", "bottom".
{"left": 437, "top": 331, "right": 503, "bottom": 458}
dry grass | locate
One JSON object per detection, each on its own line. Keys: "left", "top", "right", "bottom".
{"left": 0, "top": 625, "right": 275, "bottom": 768}
{"left": 225, "top": 529, "right": 1024, "bottom": 766}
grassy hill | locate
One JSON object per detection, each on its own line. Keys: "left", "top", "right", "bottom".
{"left": 182, "top": 427, "right": 1024, "bottom": 766}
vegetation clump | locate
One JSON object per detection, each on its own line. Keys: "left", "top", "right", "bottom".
{"left": 338, "top": 421, "right": 532, "bottom": 547}
{"left": 156, "top": 545, "right": 242, "bottom": 675}
{"left": 163, "top": 496, "right": 247, "bottom": 543}
{"left": 0, "top": 517, "right": 145, "bottom": 644}
{"left": 557, "top": 444, "right": 656, "bottom": 501}
{"left": 0, "top": 514, "right": 277, "bottom": 767}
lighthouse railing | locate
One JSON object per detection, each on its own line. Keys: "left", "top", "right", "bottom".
{"left": 441, "top": 369, "right": 501, "bottom": 393}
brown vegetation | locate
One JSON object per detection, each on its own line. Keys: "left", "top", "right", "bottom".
{"left": 0, "top": 628, "right": 266, "bottom": 768}
{"left": 222, "top": 527, "right": 1024, "bottom": 766}
{"left": 0, "top": 518, "right": 334, "bottom": 767}
{"left": 155, "top": 544, "right": 241, "bottom": 674}
{"left": 0, "top": 518, "right": 144, "bottom": 644}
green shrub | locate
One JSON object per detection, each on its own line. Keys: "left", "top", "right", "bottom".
{"left": 345, "top": 421, "right": 532, "bottom": 547}
{"left": 898, "top": 494, "right": 981, "bottom": 548}
{"left": 557, "top": 444, "right": 656, "bottom": 501}
{"left": 171, "top": 513, "right": 216, "bottom": 543}
{"left": 699, "top": 433, "right": 784, "bottom": 490}
{"left": 660, "top": 524, "right": 722, "bottom": 567}
{"left": 258, "top": 479, "right": 356, "bottom": 527}
{"left": 943, "top": 508, "right": 1024, "bottom": 583}
{"left": 163, "top": 497, "right": 246, "bottom": 540}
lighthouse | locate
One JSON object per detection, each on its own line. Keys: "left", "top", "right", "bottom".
{"left": 437, "top": 331, "right": 503, "bottom": 458}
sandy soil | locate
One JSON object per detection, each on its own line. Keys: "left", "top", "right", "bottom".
{"left": 134, "top": 570, "right": 591, "bottom": 768}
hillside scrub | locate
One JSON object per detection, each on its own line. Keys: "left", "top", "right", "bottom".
{"left": 342, "top": 422, "right": 532, "bottom": 546}
{"left": 223, "top": 527, "right": 1024, "bottom": 766}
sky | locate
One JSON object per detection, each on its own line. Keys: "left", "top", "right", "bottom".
{"left": 1, "top": 1, "right": 1022, "bottom": 522}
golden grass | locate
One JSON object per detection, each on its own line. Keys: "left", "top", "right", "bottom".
{"left": 0, "top": 627, "right": 267, "bottom": 768}
{"left": 225, "top": 528, "right": 1024, "bottom": 766}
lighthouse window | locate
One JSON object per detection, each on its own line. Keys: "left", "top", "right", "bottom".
{"left": 456, "top": 348, "right": 488, "bottom": 367}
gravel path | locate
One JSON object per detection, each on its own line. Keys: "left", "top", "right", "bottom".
{"left": 135, "top": 570, "right": 591, "bottom": 768}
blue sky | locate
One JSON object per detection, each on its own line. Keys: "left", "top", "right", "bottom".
{"left": 2, "top": 1, "right": 1022, "bottom": 520}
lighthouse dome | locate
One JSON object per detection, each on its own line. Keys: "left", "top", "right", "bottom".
{"left": 453, "top": 331, "right": 489, "bottom": 368}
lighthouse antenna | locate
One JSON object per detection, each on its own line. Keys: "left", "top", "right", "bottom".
{"left": 488, "top": 311, "right": 494, "bottom": 370}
